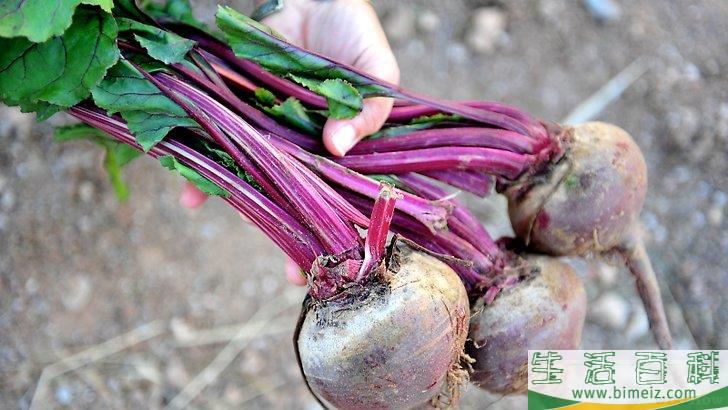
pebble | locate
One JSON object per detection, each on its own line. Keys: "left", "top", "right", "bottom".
{"left": 417, "top": 10, "right": 441, "bottom": 32}
{"left": 165, "top": 355, "right": 190, "bottom": 389}
{"left": 446, "top": 42, "right": 469, "bottom": 63}
{"left": 25, "top": 277, "right": 39, "bottom": 295}
{"left": 55, "top": 384, "right": 73, "bottom": 406}
{"left": 1, "top": 191, "right": 16, "bottom": 211}
{"left": 708, "top": 206, "right": 723, "bottom": 226}
{"left": 591, "top": 292, "right": 630, "bottom": 330}
{"left": 624, "top": 305, "right": 650, "bottom": 339}
{"left": 224, "top": 385, "right": 244, "bottom": 405}
{"left": 717, "top": 103, "right": 728, "bottom": 141}
{"left": 383, "top": 7, "right": 416, "bottom": 42}
{"left": 61, "top": 275, "right": 92, "bottom": 311}
{"left": 466, "top": 7, "right": 507, "bottom": 54}
{"left": 582, "top": 0, "right": 622, "bottom": 24}
{"left": 595, "top": 263, "right": 619, "bottom": 286}
{"left": 78, "top": 181, "right": 95, "bottom": 203}
{"left": 666, "top": 106, "right": 700, "bottom": 147}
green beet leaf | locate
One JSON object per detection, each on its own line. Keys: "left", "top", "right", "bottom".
{"left": 289, "top": 76, "right": 362, "bottom": 120}
{"left": 0, "top": 1, "right": 111, "bottom": 42}
{"left": 264, "top": 97, "right": 323, "bottom": 135}
{"left": 0, "top": 8, "right": 120, "bottom": 108}
{"left": 117, "top": 18, "right": 194, "bottom": 64}
{"left": 144, "top": 0, "right": 205, "bottom": 30}
{"left": 91, "top": 60, "right": 197, "bottom": 151}
{"left": 159, "top": 155, "right": 229, "bottom": 197}
{"left": 216, "top": 6, "right": 391, "bottom": 99}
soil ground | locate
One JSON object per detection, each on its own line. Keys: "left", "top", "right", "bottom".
{"left": 1, "top": 0, "right": 726, "bottom": 408}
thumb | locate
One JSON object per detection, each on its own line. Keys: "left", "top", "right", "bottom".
{"left": 323, "top": 51, "right": 400, "bottom": 157}
{"left": 323, "top": 95, "right": 396, "bottom": 156}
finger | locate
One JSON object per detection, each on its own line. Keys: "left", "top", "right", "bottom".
{"left": 285, "top": 258, "right": 308, "bottom": 286}
{"left": 179, "top": 182, "right": 209, "bottom": 209}
{"left": 323, "top": 49, "right": 400, "bottom": 157}
{"left": 323, "top": 95, "right": 396, "bottom": 156}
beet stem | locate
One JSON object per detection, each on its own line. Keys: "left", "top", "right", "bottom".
{"left": 418, "top": 170, "right": 492, "bottom": 197}
{"left": 334, "top": 147, "right": 532, "bottom": 180}
{"left": 349, "top": 127, "right": 536, "bottom": 155}
{"left": 142, "top": 68, "right": 361, "bottom": 255}
{"left": 68, "top": 106, "right": 323, "bottom": 269}
{"left": 359, "top": 184, "right": 399, "bottom": 279}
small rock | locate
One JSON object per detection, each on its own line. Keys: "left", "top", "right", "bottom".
{"left": 165, "top": 356, "right": 190, "bottom": 389}
{"left": 405, "top": 39, "right": 426, "bottom": 57}
{"left": 1, "top": 191, "right": 16, "bottom": 212}
{"left": 539, "top": 0, "right": 567, "bottom": 23}
{"left": 667, "top": 106, "right": 700, "bottom": 148}
{"left": 25, "top": 277, "right": 39, "bottom": 295}
{"left": 383, "top": 8, "right": 416, "bottom": 43}
{"left": 717, "top": 103, "right": 728, "bottom": 142}
{"left": 224, "top": 385, "right": 244, "bottom": 405}
{"left": 708, "top": 206, "right": 723, "bottom": 226}
{"left": 61, "top": 275, "right": 92, "bottom": 311}
{"left": 446, "top": 42, "right": 469, "bottom": 63}
{"left": 78, "top": 181, "right": 95, "bottom": 203}
{"left": 595, "top": 263, "right": 619, "bottom": 287}
{"left": 466, "top": 7, "right": 507, "bottom": 54}
{"left": 417, "top": 10, "right": 441, "bottom": 32}
{"left": 591, "top": 292, "right": 630, "bottom": 329}
{"left": 582, "top": 0, "right": 622, "bottom": 24}
{"left": 625, "top": 305, "right": 650, "bottom": 340}
{"left": 55, "top": 384, "right": 73, "bottom": 406}
{"left": 170, "top": 317, "right": 195, "bottom": 342}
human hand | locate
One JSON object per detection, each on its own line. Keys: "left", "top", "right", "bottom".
{"left": 257, "top": 0, "right": 400, "bottom": 156}
{"left": 181, "top": 0, "right": 399, "bottom": 285}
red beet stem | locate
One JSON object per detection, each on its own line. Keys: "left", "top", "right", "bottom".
{"left": 333, "top": 147, "right": 532, "bottom": 180}
{"left": 68, "top": 106, "right": 324, "bottom": 269}
{"left": 358, "top": 184, "right": 399, "bottom": 279}
{"left": 146, "top": 69, "right": 361, "bottom": 255}
{"left": 349, "top": 127, "right": 536, "bottom": 155}
{"left": 397, "top": 173, "right": 502, "bottom": 263}
{"left": 419, "top": 170, "right": 492, "bottom": 197}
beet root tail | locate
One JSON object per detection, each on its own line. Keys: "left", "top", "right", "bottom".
{"left": 613, "top": 227, "right": 673, "bottom": 350}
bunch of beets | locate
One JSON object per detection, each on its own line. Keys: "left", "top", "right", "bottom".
{"left": 0, "top": 1, "right": 671, "bottom": 408}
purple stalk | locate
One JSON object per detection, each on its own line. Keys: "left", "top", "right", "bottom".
{"left": 287, "top": 152, "right": 369, "bottom": 228}
{"left": 145, "top": 70, "right": 361, "bottom": 255}
{"left": 396, "top": 173, "right": 502, "bottom": 261}
{"left": 419, "top": 170, "right": 492, "bottom": 197}
{"left": 197, "top": 50, "right": 260, "bottom": 93}
{"left": 333, "top": 147, "right": 532, "bottom": 180}
{"left": 172, "top": 55, "right": 324, "bottom": 153}
{"left": 339, "top": 187, "right": 493, "bottom": 286}
{"left": 172, "top": 22, "right": 539, "bottom": 136}
{"left": 68, "top": 106, "right": 323, "bottom": 269}
{"left": 389, "top": 100, "right": 537, "bottom": 128}
{"left": 273, "top": 136, "right": 452, "bottom": 232}
{"left": 172, "top": 27, "right": 329, "bottom": 108}
{"left": 358, "top": 184, "right": 399, "bottom": 279}
{"left": 155, "top": 72, "right": 451, "bottom": 233}
{"left": 348, "top": 127, "right": 536, "bottom": 155}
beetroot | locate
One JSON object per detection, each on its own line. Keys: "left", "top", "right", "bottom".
{"left": 505, "top": 122, "right": 647, "bottom": 255}
{"left": 502, "top": 122, "right": 671, "bottom": 349}
{"left": 295, "top": 240, "right": 470, "bottom": 409}
{"left": 466, "top": 255, "right": 586, "bottom": 394}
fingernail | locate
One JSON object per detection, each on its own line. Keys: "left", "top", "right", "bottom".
{"left": 331, "top": 124, "right": 357, "bottom": 156}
